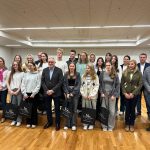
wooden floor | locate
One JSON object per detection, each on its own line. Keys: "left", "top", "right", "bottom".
{"left": 0, "top": 98, "right": 150, "bottom": 150}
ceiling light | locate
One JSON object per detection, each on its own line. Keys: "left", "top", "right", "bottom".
{"left": 5, "top": 44, "right": 21, "bottom": 47}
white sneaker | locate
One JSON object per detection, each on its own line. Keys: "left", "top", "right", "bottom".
{"left": 83, "top": 125, "right": 88, "bottom": 130}
{"left": 108, "top": 128, "right": 113, "bottom": 131}
{"left": 72, "top": 126, "right": 77, "bottom": 131}
{"left": 10, "top": 121, "right": 16, "bottom": 126}
{"left": 119, "top": 111, "right": 123, "bottom": 115}
{"left": 37, "top": 109, "right": 42, "bottom": 114}
{"left": 64, "top": 126, "right": 68, "bottom": 130}
{"left": 42, "top": 111, "right": 47, "bottom": 115}
{"left": 26, "top": 124, "right": 31, "bottom": 128}
{"left": 16, "top": 122, "right": 21, "bottom": 127}
{"left": 31, "top": 125, "right": 36, "bottom": 128}
{"left": 88, "top": 125, "right": 94, "bottom": 130}
{"left": 103, "top": 128, "right": 107, "bottom": 131}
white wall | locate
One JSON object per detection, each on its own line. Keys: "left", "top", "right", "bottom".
{"left": 0, "top": 46, "right": 12, "bottom": 67}
{"left": 11, "top": 47, "right": 150, "bottom": 66}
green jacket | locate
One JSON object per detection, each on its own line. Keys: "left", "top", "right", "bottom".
{"left": 121, "top": 68, "right": 142, "bottom": 96}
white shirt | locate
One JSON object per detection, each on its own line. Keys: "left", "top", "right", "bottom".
{"left": 140, "top": 63, "right": 145, "bottom": 75}
{"left": 119, "top": 65, "right": 127, "bottom": 82}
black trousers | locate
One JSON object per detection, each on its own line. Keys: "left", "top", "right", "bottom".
{"left": 26, "top": 94, "right": 38, "bottom": 125}
{"left": 125, "top": 96, "right": 137, "bottom": 126}
{"left": 45, "top": 95, "right": 60, "bottom": 126}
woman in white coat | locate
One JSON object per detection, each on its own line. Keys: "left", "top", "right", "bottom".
{"left": 80, "top": 63, "right": 99, "bottom": 130}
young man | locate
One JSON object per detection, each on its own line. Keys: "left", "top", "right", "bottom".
{"left": 143, "top": 66, "right": 150, "bottom": 131}
{"left": 55, "top": 48, "right": 68, "bottom": 75}
{"left": 136, "top": 53, "right": 150, "bottom": 116}
{"left": 66, "top": 49, "right": 78, "bottom": 66}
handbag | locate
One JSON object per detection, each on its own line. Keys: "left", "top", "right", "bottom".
{"left": 81, "top": 101, "right": 96, "bottom": 125}
{"left": 18, "top": 100, "right": 32, "bottom": 118}
{"left": 61, "top": 99, "right": 72, "bottom": 119}
{"left": 97, "top": 97, "right": 109, "bottom": 126}
{"left": 4, "top": 103, "right": 18, "bottom": 120}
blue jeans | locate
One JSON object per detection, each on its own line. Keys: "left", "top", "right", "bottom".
{"left": 0, "top": 90, "right": 8, "bottom": 118}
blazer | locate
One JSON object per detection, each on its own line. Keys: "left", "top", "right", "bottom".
{"left": 143, "top": 66, "right": 150, "bottom": 93}
{"left": 137, "top": 62, "right": 150, "bottom": 74}
{"left": 63, "top": 72, "right": 81, "bottom": 95}
{"left": 41, "top": 66, "right": 63, "bottom": 97}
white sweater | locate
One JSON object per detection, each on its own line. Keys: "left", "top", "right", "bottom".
{"left": 7, "top": 71, "right": 24, "bottom": 90}
{"left": 55, "top": 60, "right": 68, "bottom": 75}
{"left": 21, "top": 71, "right": 41, "bottom": 97}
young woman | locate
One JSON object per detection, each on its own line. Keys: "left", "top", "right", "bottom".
{"left": 99, "top": 61, "right": 120, "bottom": 131}
{"left": 22, "top": 54, "right": 34, "bottom": 72}
{"left": 112, "top": 55, "right": 119, "bottom": 72}
{"left": 13, "top": 55, "right": 22, "bottom": 67}
{"left": 111, "top": 55, "right": 119, "bottom": 113}
{"left": 63, "top": 63, "right": 81, "bottom": 131}
{"left": 95, "top": 57, "right": 105, "bottom": 119}
{"left": 105, "top": 52, "right": 112, "bottom": 63}
{"left": 80, "top": 63, "right": 99, "bottom": 130}
{"left": 76, "top": 51, "right": 89, "bottom": 77}
{"left": 7, "top": 61, "right": 24, "bottom": 126}
{"left": 21, "top": 62, "right": 41, "bottom": 128}
{"left": 95, "top": 57, "right": 105, "bottom": 76}
{"left": 121, "top": 60, "right": 142, "bottom": 132}
{"left": 38, "top": 52, "right": 48, "bottom": 75}
{"left": 37, "top": 52, "right": 48, "bottom": 114}
{"left": 0, "top": 57, "right": 8, "bottom": 123}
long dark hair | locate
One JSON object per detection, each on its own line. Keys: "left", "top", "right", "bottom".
{"left": 105, "top": 52, "right": 112, "bottom": 63}
{"left": 105, "top": 61, "right": 117, "bottom": 79}
{"left": 0, "top": 57, "right": 7, "bottom": 70}
{"left": 96, "top": 57, "right": 105, "bottom": 69}
{"left": 8, "top": 61, "right": 23, "bottom": 84}
{"left": 112, "top": 55, "right": 118, "bottom": 72}
{"left": 67, "top": 62, "right": 77, "bottom": 79}
{"left": 39, "top": 52, "right": 48, "bottom": 67}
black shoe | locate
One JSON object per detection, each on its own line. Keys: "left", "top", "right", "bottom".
{"left": 146, "top": 127, "right": 150, "bottom": 131}
{"left": 43, "top": 122, "right": 53, "bottom": 129}
{"left": 55, "top": 124, "right": 60, "bottom": 131}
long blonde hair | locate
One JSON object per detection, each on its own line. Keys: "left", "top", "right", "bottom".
{"left": 123, "top": 59, "right": 138, "bottom": 77}
{"left": 83, "top": 63, "right": 97, "bottom": 80}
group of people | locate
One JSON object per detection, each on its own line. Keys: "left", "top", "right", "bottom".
{"left": 0, "top": 48, "right": 150, "bottom": 133}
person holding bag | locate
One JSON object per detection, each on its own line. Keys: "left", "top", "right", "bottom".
{"left": 99, "top": 61, "right": 120, "bottom": 131}
{"left": 21, "top": 62, "right": 41, "bottom": 128}
{"left": 6, "top": 61, "right": 24, "bottom": 126}
{"left": 63, "top": 63, "right": 81, "bottom": 131}
{"left": 121, "top": 60, "right": 142, "bottom": 132}
{"left": 80, "top": 63, "right": 99, "bottom": 130}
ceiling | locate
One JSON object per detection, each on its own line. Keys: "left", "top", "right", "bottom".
{"left": 0, "top": 0, "right": 150, "bottom": 48}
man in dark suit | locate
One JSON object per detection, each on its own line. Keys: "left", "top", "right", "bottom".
{"left": 136, "top": 53, "right": 150, "bottom": 116}
{"left": 41, "top": 57, "right": 63, "bottom": 131}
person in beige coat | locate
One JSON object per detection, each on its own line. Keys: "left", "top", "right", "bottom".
{"left": 80, "top": 63, "right": 99, "bottom": 130}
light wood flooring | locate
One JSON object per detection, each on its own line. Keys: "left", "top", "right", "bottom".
{"left": 0, "top": 98, "right": 150, "bottom": 150}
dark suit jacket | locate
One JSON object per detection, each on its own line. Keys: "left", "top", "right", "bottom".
{"left": 41, "top": 66, "right": 63, "bottom": 97}
{"left": 137, "top": 62, "right": 150, "bottom": 74}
